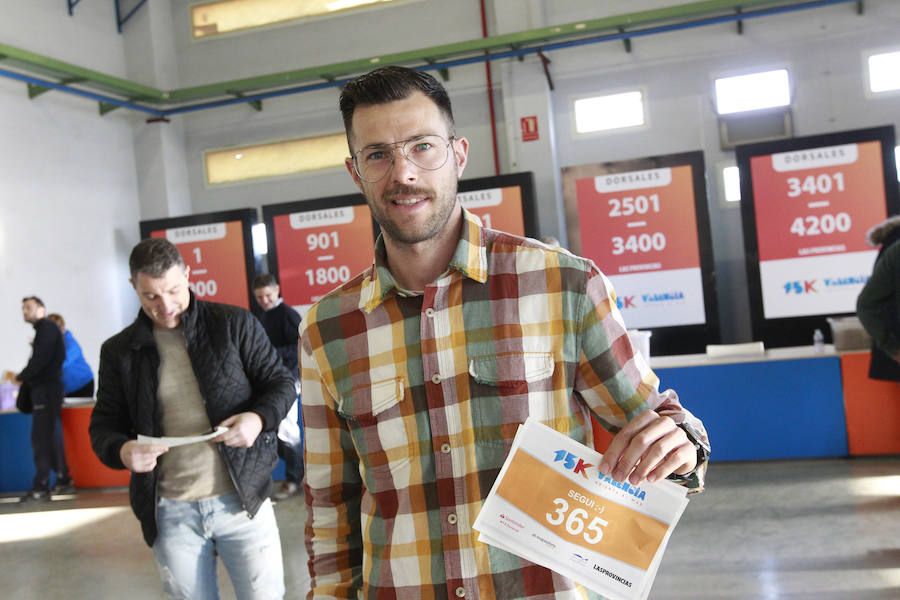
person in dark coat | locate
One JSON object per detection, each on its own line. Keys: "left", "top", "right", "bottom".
{"left": 252, "top": 273, "right": 304, "bottom": 501}
{"left": 857, "top": 215, "right": 900, "bottom": 381}
{"left": 89, "top": 238, "right": 295, "bottom": 600}
{"left": 15, "top": 295, "right": 73, "bottom": 501}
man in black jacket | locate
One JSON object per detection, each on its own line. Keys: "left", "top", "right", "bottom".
{"left": 90, "top": 238, "right": 294, "bottom": 600}
{"left": 16, "top": 295, "right": 72, "bottom": 501}
{"left": 252, "top": 273, "right": 303, "bottom": 500}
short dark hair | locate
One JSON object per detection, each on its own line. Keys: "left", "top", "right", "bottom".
{"left": 129, "top": 238, "right": 184, "bottom": 279}
{"left": 22, "top": 296, "right": 44, "bottom": 308}
{"left": 252, "top": 273, "right": 278, "bottom": 290}
{"left": 339, "top": 66, "right": 455, "bottom": 149}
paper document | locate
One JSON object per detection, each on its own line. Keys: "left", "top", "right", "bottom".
{"left": 473, "top": 419, "right": 690, "bottom": 600}
{"left": 137, "top": 426, "right": 229, "bottom": 448}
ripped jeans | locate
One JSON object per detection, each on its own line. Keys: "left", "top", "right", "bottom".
{"left": 152, "top": 493, "right": 284, "bottom": 600}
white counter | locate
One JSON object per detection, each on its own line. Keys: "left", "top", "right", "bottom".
{"left": 649, "top": 344, "right": 840, "bottom": 369}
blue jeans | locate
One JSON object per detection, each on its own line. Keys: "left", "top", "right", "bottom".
{"left": 152, "top": 493, "right": 284, "bottom": 600}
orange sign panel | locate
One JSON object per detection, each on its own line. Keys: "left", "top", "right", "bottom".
{"left": 151, "top": 220, "right": 249, "bottom": 309}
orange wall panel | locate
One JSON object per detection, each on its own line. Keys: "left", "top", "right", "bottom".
{"left": 61, "top": 405, "right": 130, "bottom": 488}
{"left": 839, "top": 352, "right": 900, "bottom": 455}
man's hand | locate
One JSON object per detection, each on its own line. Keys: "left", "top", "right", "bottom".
{"left": 214, "top": 412, "right": 263, "bottom": 448}
{"left": 597, "top": 410, "right": 696, "bottom": 485}
{"left": 892, "top": 351, "right": 900, "bottom": 364}
{"left": 120, "top": 440, "right": 168, "bottom": 473}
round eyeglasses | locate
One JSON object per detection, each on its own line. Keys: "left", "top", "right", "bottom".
{"left": 352, "top": 135, "right": 455, "bottom": 183}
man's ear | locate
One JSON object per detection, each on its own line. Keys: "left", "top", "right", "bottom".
{"left": 129, "top": 278, "right": 136, "bottom": 291}
{"left": 345, "top": 157, "right": 364, "bottom": 192}
{"left": 453, "top": 136, "right": 469, "bottom": 179}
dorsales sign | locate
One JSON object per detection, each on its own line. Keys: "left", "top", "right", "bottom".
{"left": 575, "top": 165, "right": 705, "bottom": 328}
{"left": 272, "top": 205, "right": 375, "bottom": 314}
{"left": 749, "top": 140, "right": 887, "bottom": 318}
{"left": 458, "top": 186, "right": 526, "bottom": 236}
{"left": 151, "top": 220, "right": 250, "bottom": 309}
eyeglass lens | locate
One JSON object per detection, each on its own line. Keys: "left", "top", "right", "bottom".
{"left": 356, "top": 135, "right": 451, "bottom": 182}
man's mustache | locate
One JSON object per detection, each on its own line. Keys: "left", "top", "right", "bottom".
{"left": 384, "top": 184, "right": 433, "bottom": 200}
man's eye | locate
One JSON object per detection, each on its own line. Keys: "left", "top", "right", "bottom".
{"left": 412, "top": 142, "right": 433, "bottom": 153}
{"left": 364, "top": 150, "right": 387, "bottom": 162}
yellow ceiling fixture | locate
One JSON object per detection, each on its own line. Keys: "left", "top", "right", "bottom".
{"left": 204, "top": 132, "right": 348, "bottom": 185}
{"left": 191, "top": 0, "right": 400, "bottom": 39}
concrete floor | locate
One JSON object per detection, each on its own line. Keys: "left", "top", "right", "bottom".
{"left": 0, "top": 457, "right": 897, "bottom": 599}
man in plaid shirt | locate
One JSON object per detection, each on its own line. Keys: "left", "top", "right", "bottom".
{"left": 300, "top": 66, "right": 710, "bottom": 600}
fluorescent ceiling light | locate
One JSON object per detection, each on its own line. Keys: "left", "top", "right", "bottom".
{"left": 896, "top": 146, "right": 900, "bottom": 182}
{"left": 192, "top": 0, "right": 395, "bottom": 38}
{"left": 252, "top": 223, "right": 268, "bottom": 255}
{"left": 574, "top": 91, "right": 645, "bottom": 133}
{"left": 869, "top": 51, "right": 900, "bottom": 93}
{"left": 723, "top": 166, "right": 741, "bottom": 202}
{"left": 715, "top": 69, "right": 790, "bottom": 115}
{"left": 205, "top": 133, "right": 347, "bottom": 185}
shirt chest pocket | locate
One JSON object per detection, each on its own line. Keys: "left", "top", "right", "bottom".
{"left": 468, "top": 352, "right": 555, "bottom": 447}
{"left": 337, "top": 377, "right": 412, "bottom": 484}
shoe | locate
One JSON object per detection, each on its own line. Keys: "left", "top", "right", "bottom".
{"left": 51, "top": 478, "right": 76, "bottom": 496}
{"left": 272, "top": 481, "right": 300, "bottom": 501}
{"left": 19, "top": 488, "right": 50, "bottom": 503}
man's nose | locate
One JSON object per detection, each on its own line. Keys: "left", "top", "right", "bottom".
{"left": 390, "top": 151, "right": 419, "bottom": 183}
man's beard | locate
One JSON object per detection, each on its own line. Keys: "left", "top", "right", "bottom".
{"left": 371, "top": 180, "right": 458, "bottom": 245}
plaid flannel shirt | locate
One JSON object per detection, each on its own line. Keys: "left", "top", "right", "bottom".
{"left": 300, "top": 209, "right": 708, "bottom": 600}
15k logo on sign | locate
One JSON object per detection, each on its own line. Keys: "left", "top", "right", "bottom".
{"left": 616, "top": 296, "right": 637, "bottom": 309}
{"left": 783, "top": 280, "right": 817, "bottom": 295}
{"left": 553, "top": 450, "right": 593, "bottom": 478}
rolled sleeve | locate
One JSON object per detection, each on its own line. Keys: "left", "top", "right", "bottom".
{"left": 573, "top": 267, "right": 709, "bottom": 491}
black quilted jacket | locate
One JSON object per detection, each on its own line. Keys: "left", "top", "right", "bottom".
{"left": 89, "top": 294, "right": 295, "bottom": 546}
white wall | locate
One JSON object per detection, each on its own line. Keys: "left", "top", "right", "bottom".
{"left": 0, "top": 1, "right": 142, "bottom": 379}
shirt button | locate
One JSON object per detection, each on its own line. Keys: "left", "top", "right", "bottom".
{"left": 425, "top": 307, "right": 435, "bottom": 317}
{"left": 441, "top": 443, "right": 451, "bottom": 454}
{"left": 431, "top": 373, "right": 442, "bottom": 384}
{"left": 447, "top": 513, "right": 458, "bottom": 524}
{"left": 455, "top": 587, "right": 466, "bottom": 598}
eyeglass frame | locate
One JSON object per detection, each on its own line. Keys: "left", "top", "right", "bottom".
{"left": 350, "top": 134, "right": 457, "bottom": 183}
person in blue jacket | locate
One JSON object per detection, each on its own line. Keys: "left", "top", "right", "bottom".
{"left": 47, "top": 313, "right": 95, "bottom": 398}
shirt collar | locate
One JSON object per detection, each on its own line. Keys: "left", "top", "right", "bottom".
{"left": 361, "top": 208, "right": 489, "bottom": 313}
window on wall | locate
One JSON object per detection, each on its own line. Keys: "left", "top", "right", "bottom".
{"left": 573, "top": 91, "right": 645, "bottom": 134}
{"left": 896, "top": 146, "right": 900, "bottom": 181}
{"left": 715, "top": 69, "right": 791, "bottom": 115}
{"left": 722, "top": 165, "right": 741, "bottom": 202}
{"left": 252, "top": 223, "right": 268, "bottom": 255}
{"left": 204, "top": 133, "right": 348, "bottom": 185}
{"left": 868, "top": 51, "right": 900, "bottom": 93}
{"left": 191, "top": 0, "right": 406, "bottom": 38}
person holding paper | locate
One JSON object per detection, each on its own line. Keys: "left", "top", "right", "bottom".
{"left": 300, "top": 66, "right": 710, "bottom": 600}
{"left": 89, "top": 238, "right": 295, "bottom": 600}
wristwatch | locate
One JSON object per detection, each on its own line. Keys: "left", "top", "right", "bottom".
{"left": 669, "top": 421, "right": 710, "bottom": 482}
